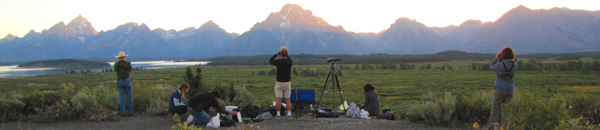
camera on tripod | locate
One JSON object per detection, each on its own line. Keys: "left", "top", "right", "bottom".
{"left": 327, "top": 57, "right": 341, "bottom": 62}
{"left": 313, "top": 57, "right": 345, "bottom": 119}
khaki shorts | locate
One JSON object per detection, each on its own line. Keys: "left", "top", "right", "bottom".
{"left": 274, "top": 81, "right": 291, "bottom": 98}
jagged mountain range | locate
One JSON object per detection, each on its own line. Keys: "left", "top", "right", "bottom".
{"left": 1, "top": 4, "right": 599, "bottom": 62}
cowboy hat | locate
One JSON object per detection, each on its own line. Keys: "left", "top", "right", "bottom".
{"left": 115, "top": 51, "right": 129, "bottom": 58}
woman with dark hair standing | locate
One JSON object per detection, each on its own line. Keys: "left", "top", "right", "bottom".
{"left": 169, "top": 82, "right": 190, "bottom": 123}
{"left": 361, "top": 83, "right": 380, "bottom": 117}
{"left": 486, "top": 47, "right": 518, "bottom": 130}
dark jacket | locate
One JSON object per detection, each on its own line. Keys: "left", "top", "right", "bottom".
{"left": 187, "top": 92, "right": 229, "bottom": 114}
{"left": 269, "top": 54, "right": 293, "bottom": 82}
{"left": 364, "top": 90, "right": 381, "bottom": 116}
{"left": 168, "top": 90, "right": 186, "bottom": 111}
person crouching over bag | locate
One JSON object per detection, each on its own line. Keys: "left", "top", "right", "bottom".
{"left": 187, "top": 90, "right": 238, "bottom": 125}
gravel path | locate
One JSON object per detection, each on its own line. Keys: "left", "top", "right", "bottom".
{"left": 1, "top": 115, "right": 465, "bottom": 130}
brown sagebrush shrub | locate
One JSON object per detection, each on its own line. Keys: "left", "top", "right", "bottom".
{"left": 92, "top": 84, "right": 113, "bottom": 107}
{"left": 145, "top": 85, "right": 172, "bottom": 116}
{"left": 231, "top": 84, "right": 255, "bottom": 108}
{"left": 33, "top": 100, "right": 76, "bottom": 123}
{"left": 404, "top": 91, "right": 456, "bottom": 125}
{"left": 71, "top": 92, "right": 98, "bottom": 111}
{"left": 83, "top": 105, "right": 119, "bottom": 122}
{"left": 21, "top": 91, "right": 61, "bottom": 115}
{"left": 454, "top": 90, "right": 492, "bottom": 125}
{"left": 106, "top": 91, "right": 120, "bottom": 111}
{"left": 504, "top": 92, "right": 569, "bottom": 129}
{"left": 70, "top": 91, "right": 119, "bottom": 122}
{"left": 133, "top": 82, "right": 150, "bottom": 112}
{"left": 558, "top": 116, "right": 599, "bottom": 129}
{"left": 565, "top": 92, "right": 600, "bottom": 125}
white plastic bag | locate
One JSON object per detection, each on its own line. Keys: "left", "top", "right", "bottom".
{"left": 225, "top": 106, "right": 238, "bottom": 112}
{"left": 254, "top": 112, "right": 273, "bottom": 120}
{"left": 207, "top": 115, "right": 220, "bottom": 128}
{"left": 186, "top": 115, "right": 194, "bottom": 124}
{"left": 346, "top": 103, "right": 359, "bottom": 118}
{"left": 237, "top": 112, "right": 243, "bottom": 123}
{"left": 339, "top": 100, "right": 349, "bottom": 111}
{"left": 360, "top": 109, "right": 371, "bottom": 119}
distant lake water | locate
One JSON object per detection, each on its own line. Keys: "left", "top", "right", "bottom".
{"left": 0, "top": 61, "right": 209, "bottom": 78}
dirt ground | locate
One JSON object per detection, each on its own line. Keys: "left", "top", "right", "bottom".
{"left": 0, "top": 115, "right": 465, "bottom": 130}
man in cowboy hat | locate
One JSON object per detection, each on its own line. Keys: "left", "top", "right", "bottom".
{"left": 114, "top": 51, "right": 134, "bottom": 116}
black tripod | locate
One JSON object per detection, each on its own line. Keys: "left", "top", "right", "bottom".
{"left": 312, "top": 58, "right": 346, "bottom": 119}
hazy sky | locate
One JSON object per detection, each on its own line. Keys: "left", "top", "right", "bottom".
{"left": 1, "top": 0, "right": 598, "bottom": 37}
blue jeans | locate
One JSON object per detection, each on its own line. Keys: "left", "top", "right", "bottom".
{"left": 118, "top": 80, "right": 133, "bottom": 114}
{"left": 187, "top": 106, "right": 210, "bottom": 125}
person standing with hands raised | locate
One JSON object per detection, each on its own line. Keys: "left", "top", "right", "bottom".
{"left": 486, "top": 47, "right": 518, "bottom": 130}
{"left": 114, "top": 51, "right": 134, "bottom": 117}
{"left": 269, "top": 47, "right": 293, "bottom": 120}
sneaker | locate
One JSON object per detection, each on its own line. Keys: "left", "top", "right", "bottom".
{"left": 129, "top": 113, "right": 136, "bottom": 116}
{"left": 288, "top": 116, "right": 293, "bottom": 120}
{"left": 276, "top": 116, "right": 281, "bottom": 120}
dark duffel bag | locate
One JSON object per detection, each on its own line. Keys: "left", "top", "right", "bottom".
{"left": 220, "top": 118, "right": 236, "bottom": 127}
{"left": 316, "top": 111, "right": 340, "bottom": 118}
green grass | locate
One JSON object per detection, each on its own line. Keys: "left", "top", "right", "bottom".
{"left": 2, "top": 61, "right": 600, "bottom": 112}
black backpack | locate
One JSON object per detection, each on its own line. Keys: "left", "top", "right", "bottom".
{"left": 220, "top": 118, "right": 236, "bottom": 127}
{"left": 242, "top": 104, "right": 262, "bottom": 118}
{"left": 498, "top": 60, "right": 515, "bottom": 79}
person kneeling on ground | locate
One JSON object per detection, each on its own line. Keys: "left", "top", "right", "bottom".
{"left": 169, "top": 82, "right": 190, "bottom": 123}
{"left": 360, "top": 83, "right": 380, "bottom": 117}
{"left": 187, "top": 90, "right": 237, "bottom": 125}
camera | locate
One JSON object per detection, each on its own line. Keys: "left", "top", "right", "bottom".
{"left": 327, "top": 57, "right": 341, "bottom": 62}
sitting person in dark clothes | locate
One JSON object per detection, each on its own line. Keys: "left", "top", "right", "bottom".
{"left": 360, "top": 83, "right": 380, "bottom": 117}
{"left": 187, "top": 90, "right": 237, "bottom": 125}
{"left": 168, "top": 82, "right": 190, "bottom": 123}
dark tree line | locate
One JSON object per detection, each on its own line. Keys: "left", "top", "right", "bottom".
{"left": 352, "top": 63, "right": 416, "bottom": 70}
{"left": 516, "top": 52, "right": 600, "bottom": 60}
{"left": 469, "top": 59, "right": 600, "bottom": 73}
{"left": 206, "top": 50, "right": 495, "bottom": 65}
{"left": 205, "top": 51, "right": 600, "bottom": 66}
{"left": 253, "top": 68, "right": 342, "bottom": 77}
{"left": 471, "top": 62, "right": 492, "bottom": 71}
{"left": 18, "top": 58, "right": 110, "bottom": 68}
{"left": 517, "top": 59, "right": 600, "bottom": 72}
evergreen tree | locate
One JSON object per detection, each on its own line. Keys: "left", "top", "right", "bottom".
{"left": 184, "top": 66, "right": 205, "bottom": 98}
{"left": 293, "top": 68, "right": 299, "bottom": 76}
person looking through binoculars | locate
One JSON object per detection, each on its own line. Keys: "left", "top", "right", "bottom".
{"left": 269, "top": 46, "right": 293, "bottom": 120}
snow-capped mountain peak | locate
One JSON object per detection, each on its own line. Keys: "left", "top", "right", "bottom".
{"left": 66, "top": 14, "right": 98, "bottom": 37}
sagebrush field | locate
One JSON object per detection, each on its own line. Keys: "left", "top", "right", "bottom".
{"left": 1, "top": 59, "right": 599, "bottom": 128}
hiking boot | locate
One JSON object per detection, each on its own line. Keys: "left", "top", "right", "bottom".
{"left": 129, "top": 113, "right": 136, "bottom": 116}
{"left": 117, "top": 113, "right": 127, "bottom": 117}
